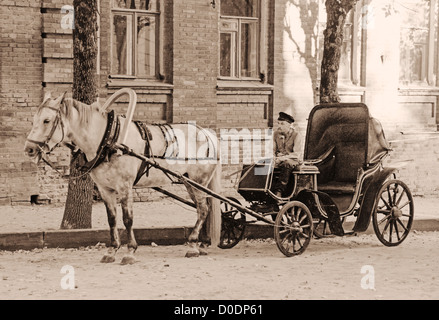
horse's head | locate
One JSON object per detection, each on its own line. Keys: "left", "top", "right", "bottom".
{"left": 24, "top": 92, "right": 66, "bottom": 163}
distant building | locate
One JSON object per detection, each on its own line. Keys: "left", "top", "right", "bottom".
{"left": 1, "top": 0, "right": 438, "bottom": 204}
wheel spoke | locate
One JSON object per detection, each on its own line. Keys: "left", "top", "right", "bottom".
{"left": 282, "top": 233, "right": 293, "bottom": 249}
{"left": 295, "top": 235, "right": 303, "bottom": 251}
{"left": 386, "top": 185, "right": 393, "bottom": 206}
{"left": 298, "top": 212, "right": 306, "bottom": 224}
{"left": 393, "top": 220, "right": 400, "bottom": 241}
{"left": 395, "top": 188, "right": 406, "bottom": 206}
{"left": 285, "top": 213, "right": 293, "bottom": 225}
{"left": 396, "top": 217, "right": 409, "bottom": 232}
{"left": 398, "top": 200, "right": 411, "bottom": 210}
{"left": 381, "top": 218, "right": 391, "bottom": 234}
{"left": 388, "top": 220, "right": 393, "bottom": 242}
{"left": 378, "top": 214, "right": 391, "bottom": 225}
{"left": 298, "top": 231, "right": 310, "bottom": 239}
{"left": 294, "top": 207, "right": 302, "bottom": 221}
{"left": 391, "top": 183, "right": 399, "bottom": 206}
{"left": 380, "top": 195, "right": 391, "bottom": 210}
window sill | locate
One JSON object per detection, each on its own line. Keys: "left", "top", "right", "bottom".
{"left": 217, "top": 79, "right": 274, "bottom": 91}
{"left": 107, "top": 78, "right": 173, "bottom": 90}
{"left": 337, "top": 83, "right": 366, "bottom": 92}
{"left": 398, "top": 85, "right": 439, "bottom": 95}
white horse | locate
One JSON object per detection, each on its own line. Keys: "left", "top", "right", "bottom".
{"left": 24, "top": 93, "right": 222, "bottom": 264}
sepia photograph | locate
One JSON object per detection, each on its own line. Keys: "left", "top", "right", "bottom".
{"left": 1, "top": 0, "right": 438, "bottom": 307}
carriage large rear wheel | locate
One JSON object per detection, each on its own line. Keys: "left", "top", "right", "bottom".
{"left": 372, "top": 179, "right": 414, "bottom": 246}
{"left": 274, "top": 201, "right": 313, "bottom": 257}
{"left": 219, "top": 197, "right": 246, "bottom": 249}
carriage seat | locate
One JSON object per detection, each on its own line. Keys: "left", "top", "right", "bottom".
{"left": 318, "top": 181, "right": 356, "bottom": 194}
{"left": 313, "top": 142, "right": 365, "bottom": 195}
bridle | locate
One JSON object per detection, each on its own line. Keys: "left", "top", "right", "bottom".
{"left": 27, "top": 98, "right": 120, "bottom": 180}
{"left": 27, "top": 102, "right": 66, "bottom": 155}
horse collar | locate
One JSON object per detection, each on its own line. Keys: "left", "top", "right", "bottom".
{"left": 78, "top": 110, "right": 120, "bottom": 172}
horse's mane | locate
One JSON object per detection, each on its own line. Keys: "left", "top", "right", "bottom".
{"left": 62, "top": 98, "right": 105, "bottom": 125}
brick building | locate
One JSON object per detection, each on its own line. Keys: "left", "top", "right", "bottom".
{"left": 1, "top": 0, "right": 439, "bottom": 205}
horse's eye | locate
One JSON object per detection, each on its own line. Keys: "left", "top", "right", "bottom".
{"left": 43, "top": 119, "right": 50, "bottom": 124}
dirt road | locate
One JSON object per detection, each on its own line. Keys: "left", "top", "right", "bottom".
{"left": 1, "top": 231, "right": 438, "bottom": 300}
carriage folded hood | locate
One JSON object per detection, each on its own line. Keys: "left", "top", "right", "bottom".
{"left": 304, "top": 103, "right": 391, "bottom": 168}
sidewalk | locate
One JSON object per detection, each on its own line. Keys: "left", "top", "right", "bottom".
{"left": 0, "top": 196, "right": 438, "bottom": 250}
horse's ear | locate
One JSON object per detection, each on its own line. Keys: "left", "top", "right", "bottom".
{"left": 54, "top": 92, "right": 67, "bottom": 106}
{"left": 42, "top": 91, "right": 52, "bottom": 104}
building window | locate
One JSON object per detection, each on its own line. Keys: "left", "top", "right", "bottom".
{"left": 219, "top": 0, "right": 260, "bottom": 79}
{"left": 111, "top": 0, "right": 159, "bottom": 78}
{"left": 399, "top": 0, "right": 438, "bottom": 86}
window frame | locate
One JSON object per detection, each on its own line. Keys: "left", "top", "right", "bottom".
{"left": 110, "top": 2, "right": 160, "bottom": 80}
{"left": 219, "top": 1, "right": 261, "bottom": 81}
{"left": 339, "top": 2, "right": 363, "bottom": 86}
{"left": 399, "top": 0, "right": 438, "bottom": 87}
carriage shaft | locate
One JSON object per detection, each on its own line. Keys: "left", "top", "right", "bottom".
{"left": 116, "top": 143, "right": 275, "bottom": 225}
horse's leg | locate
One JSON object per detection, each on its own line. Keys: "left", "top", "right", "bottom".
{"left": 120, "top": 190, "right": 138, "bottom": 265}
{"left": 100, "top": 190, "right": 121, "bottom": 263}
{"left": 185, "top": 186, "right": 210, "bottom": 258}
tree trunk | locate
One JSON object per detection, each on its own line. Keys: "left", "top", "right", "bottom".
{"left": 60, "top": 0, "right": 98, "bottom": 229}
{"left": 320, "top": 0, "right": 358, "bottom": 103}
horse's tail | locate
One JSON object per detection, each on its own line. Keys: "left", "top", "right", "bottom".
{"left": 206, "top": 162, "right": 222, "bottom": 247}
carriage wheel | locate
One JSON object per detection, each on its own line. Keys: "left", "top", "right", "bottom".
{"left": 372, "top": 179, "right": 414, "bottom": 247}
{"left": 274, "top": 201, "right": 313, "bottom": 257}
{"left": 219, "top": 197, "right": 246, "bottom": 249}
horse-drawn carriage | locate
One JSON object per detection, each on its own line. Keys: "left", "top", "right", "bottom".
{"left": 220, "top": 103, "right": 414, "bottom": 256}
{"left": 25, "top": 89, "right": 414, "bottom": 260}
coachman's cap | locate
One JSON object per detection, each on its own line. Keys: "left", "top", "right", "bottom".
{"left": 278, "top": 112, "right": 295, "bottom": 123}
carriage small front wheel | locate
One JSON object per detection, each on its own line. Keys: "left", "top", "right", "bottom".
{"left": 372, "top": 179, "right": 414, "bottom": 246}
{"left": 219, "top": 197, "right": 246, "bottom": 249}
{"left": 274, "top": 201, "right": 314, "bottom": 257}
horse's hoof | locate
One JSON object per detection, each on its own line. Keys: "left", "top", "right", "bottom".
{"left": 120, "top": 255, "right": 137, "bottom": 265}
{"left": 185, "top": 249, "right": 200, "bottom": 258}
{"left": 100, "top": 255, "right": 116, "bottom": 263}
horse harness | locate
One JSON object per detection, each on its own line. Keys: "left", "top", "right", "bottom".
{"left": 75, "top": 113, "right": 215, "bottom": 186}
{"left": 75, "top": 109, "right": 121, "bottom": 173}
{"left": 132, "top": 120, "right": 153, "bottom": 185}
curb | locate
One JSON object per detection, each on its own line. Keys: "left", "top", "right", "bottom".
{"left": 0, "top": 224, "right": 274, "bottom": 251}
{"left": 0, "top": 219, "right": 438, "bottom": 251}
